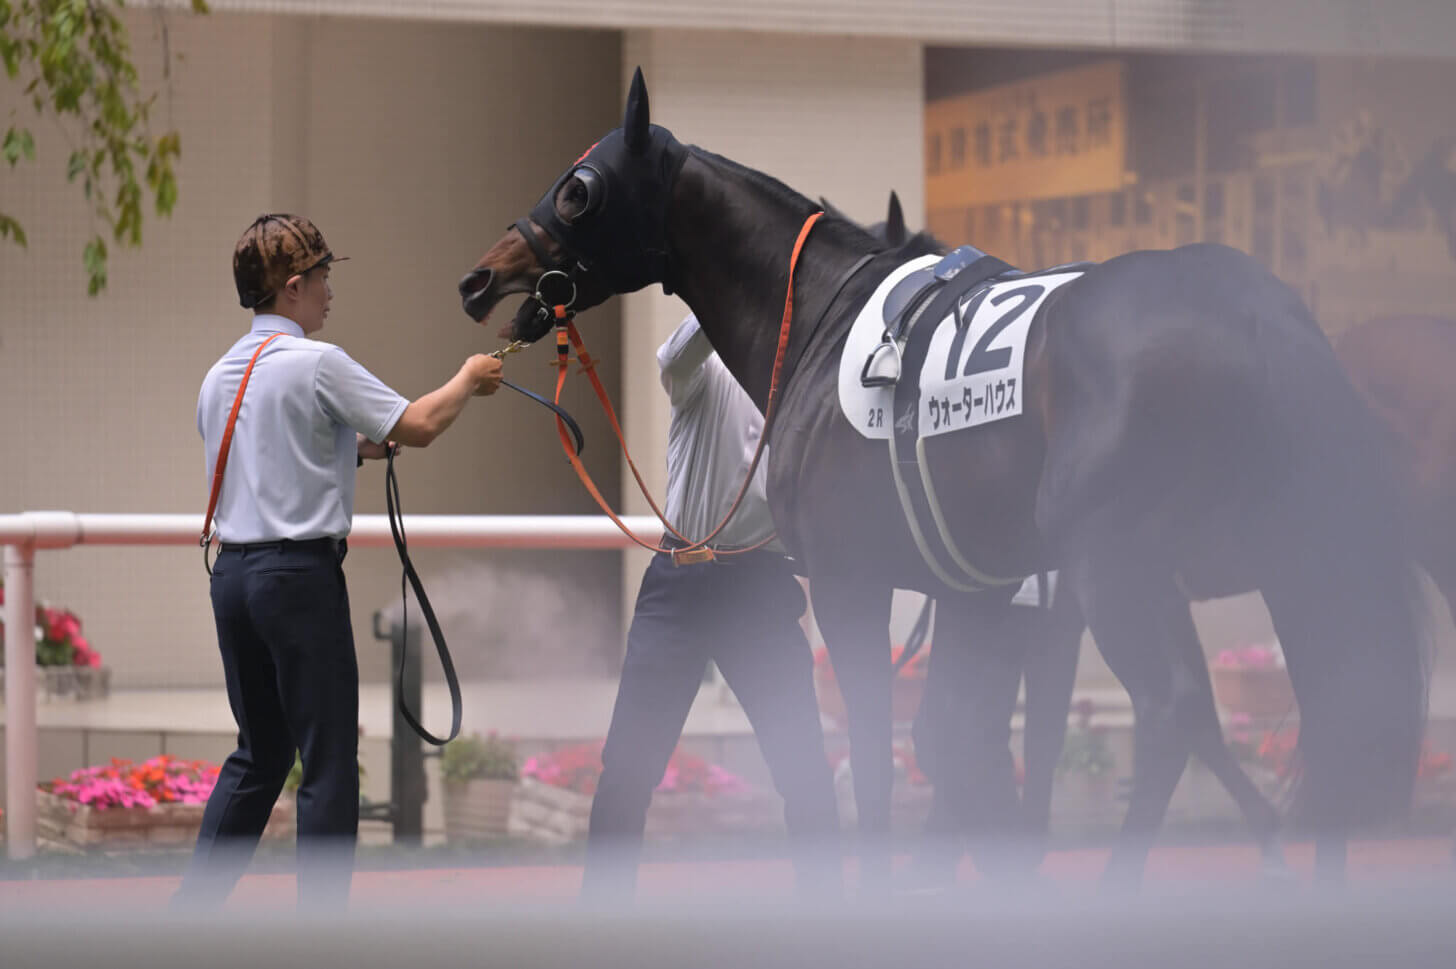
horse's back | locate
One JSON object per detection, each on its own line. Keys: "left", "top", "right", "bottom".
{"left": 1034, "top": 243, "right": 1376, "bottom": 593}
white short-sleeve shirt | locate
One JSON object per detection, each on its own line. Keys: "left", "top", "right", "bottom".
{"left": 198, "top": 315, "right": 408, "bottom": 543}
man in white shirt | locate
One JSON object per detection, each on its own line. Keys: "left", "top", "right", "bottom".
{"left": 581, "top": 314, "right": 841, "bottom": 903}
{"left": 180, "top": 214, "right": 503, "bottom": 910}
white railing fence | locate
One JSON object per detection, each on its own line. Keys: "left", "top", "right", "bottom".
{"left": 0, "top": 511, "right": 660, "bottom": 860}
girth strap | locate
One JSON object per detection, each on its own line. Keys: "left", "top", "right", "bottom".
{"left": 886, "top": 255, "right": 1025, "bottom": 592}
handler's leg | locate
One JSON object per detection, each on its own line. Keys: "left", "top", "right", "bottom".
{"left": 252, "top": 540, "right": 360, "bottom": 910}
{"left": 582, "top": 553, "right": 711, "bottom": 903}
{"left": 711, "top": 554, "right": 842, "bottom": 900}
{"left": 175, "top": 547, "right": 298, "bottom": 909}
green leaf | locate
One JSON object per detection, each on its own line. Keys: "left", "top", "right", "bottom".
{"left": 83, "top": 236, "right": 107, "bottom": 296}
{"left": 0, "top": 213, "right": 28, "bottom": 247}
{"left": 2, "top": 126, "right": 30, "bottom": 166}
{"left": 66, "top": 150, "right": 85, "bottom": 181}
{"left": 155, "top": 169, "right": 177, "bottom": 214}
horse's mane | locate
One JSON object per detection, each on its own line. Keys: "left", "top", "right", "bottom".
{"left": 688, "top": 145, "right": 950, "bottom": 265}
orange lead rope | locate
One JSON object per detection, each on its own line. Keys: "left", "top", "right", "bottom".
{"left": 200, "top": 332, "right": 283, "bottom": 574}
{"left": 553, "top": 210, "right": 823, "bottom": 562}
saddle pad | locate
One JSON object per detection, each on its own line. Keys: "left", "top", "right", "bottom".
{"left": 838, "top": 256, "right": 1084, "bottom": 441}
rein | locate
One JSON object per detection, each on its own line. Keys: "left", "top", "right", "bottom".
{"left": 384, "top": 336, "right": 585, "bottom": 746}
{"left": 546, "top": 210, "right": 827, "bottom": 563}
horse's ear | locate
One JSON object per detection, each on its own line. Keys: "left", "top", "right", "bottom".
{"left": 818, "top": 196, "right": 850, "bottom": 222}
{"left": 885, "top": 191, "right": 907, "bottom": 246}
{"left": 623, "top": 67, "right": 651, "bottom": 155}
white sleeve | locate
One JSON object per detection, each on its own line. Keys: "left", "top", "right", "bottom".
{"left": 656, "top": 315, "right": 715, "bottom": 406}
{"left": 313, "top": 346, "right": 410, "bottom": 444}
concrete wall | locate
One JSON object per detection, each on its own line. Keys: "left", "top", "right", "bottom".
{"left": 1, "top": 10, "right": 628, "bottom": 688}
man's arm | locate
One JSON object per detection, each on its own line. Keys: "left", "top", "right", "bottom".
{"left": 387, "top": 354, "right": 503, "bottom": 448}
{"left": 657, "top": 315, "right": 713, "bottom": 404}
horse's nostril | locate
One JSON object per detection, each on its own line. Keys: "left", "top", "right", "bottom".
{"left": 458, "top": 267, "right": 493, "bottom": 297}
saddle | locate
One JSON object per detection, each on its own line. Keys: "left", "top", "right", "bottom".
{"left": 859, "top": 246, "right": 1019, "bottom": 388}
{"left": 856, "top": 247, "right": 1091, "bottom": 593}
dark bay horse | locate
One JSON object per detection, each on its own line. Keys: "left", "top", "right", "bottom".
{"left": 459, "top": 70, "right": 1430, "bottom": 887}
{"left": 1003, "top": 314, "right": 1456, "bottom": 867}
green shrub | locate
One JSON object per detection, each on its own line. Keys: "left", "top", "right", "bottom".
{"left": 442, "top": 731, "right": 519, "bottom": 783}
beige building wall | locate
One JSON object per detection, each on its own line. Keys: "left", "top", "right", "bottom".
{"left": 1, "top": 10, "right": 628, "bottom": 688}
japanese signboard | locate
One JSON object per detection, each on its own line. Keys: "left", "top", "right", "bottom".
{"left": 926, "top": 59, "right": 1128, "bottom": 207}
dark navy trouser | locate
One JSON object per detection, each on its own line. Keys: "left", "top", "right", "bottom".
{"left": 582, "top": 549, "right": 841, "bottom": 901}
{"left": 177, "top": 537, "right": 359, "bottom": 909}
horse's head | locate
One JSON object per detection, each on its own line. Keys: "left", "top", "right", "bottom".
{"left": 459, "top": 68, "right": 689, "bottom": 343}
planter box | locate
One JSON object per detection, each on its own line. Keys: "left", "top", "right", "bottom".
{"left": 443, "top": 778, "right": 516, "bottom": 842}
{"left": 0, "top": 665, "right": 111, "bottom": 701}
{"left": 1211, "top": 667, "right": 1296, "bottom": 719}
{"left": 35, "top": 789, "right": 293, "bottom": 852}
{"left": 506, "top": 777, "right": 781, "bottom": 845}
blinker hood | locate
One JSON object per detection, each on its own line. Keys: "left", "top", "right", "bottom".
{"left": 527, "top": 124, "right": 689, "bottom": 296}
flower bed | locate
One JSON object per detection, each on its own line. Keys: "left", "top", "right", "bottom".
{"left": 0, "top": 582, "right": 110, "bottom": 700}
{"left": 506, "top": 742, "right": 776, "bottom": 844}
{"left": 36, "top": 756, "right": 291, "bottom": 851}
{"left": 1211, "top": 643, "right": 1294, "bottom": 719}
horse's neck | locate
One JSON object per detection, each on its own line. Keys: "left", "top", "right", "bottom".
{"left": 668, "top": 153, "right": 861, "bottom": 411}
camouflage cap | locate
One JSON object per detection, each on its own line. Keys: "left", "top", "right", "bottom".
{"left": 232, "top": 214, "right": 347, "bottom": 309}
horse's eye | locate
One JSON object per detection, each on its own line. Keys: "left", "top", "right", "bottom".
{"left": 556, "top": 167, "right": 603, "bottom": 224}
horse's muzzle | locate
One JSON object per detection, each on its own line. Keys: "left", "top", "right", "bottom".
{"left": 458, "top": 267, "right": 496, "bottom": 322}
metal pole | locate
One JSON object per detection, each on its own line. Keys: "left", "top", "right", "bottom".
{"left": 372, "top": 610, "right": 426, "bottom": 844}
{"left": 4, "top": 542, "right": 38, "bottom": 859}
{"left": 391, "top": 618, "right": 425, "bottom": 845}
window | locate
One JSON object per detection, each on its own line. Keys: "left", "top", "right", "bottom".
{"left": 927, "top": 132, "right": 942, "bottom": 175}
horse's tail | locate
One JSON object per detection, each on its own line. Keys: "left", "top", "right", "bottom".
{"left": 1254, "top": 285, "right": 1432, "bottom": 832}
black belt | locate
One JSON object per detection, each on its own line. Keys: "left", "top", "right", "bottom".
{"left": 220, "top": 537, "right": 345, "bottom": 556}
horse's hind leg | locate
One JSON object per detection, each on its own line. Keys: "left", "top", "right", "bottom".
{"left": 809, "top": 577, "right": 894, "bottom": 895}
{"left": 1021, "top": 586, "right": 1086, "bottom": 855}
{"left": 1175, "top": 635, "right": 1287, "bottom": 871}
{"left": 1063, "top": 551, "right": 1199, "bottom": 888}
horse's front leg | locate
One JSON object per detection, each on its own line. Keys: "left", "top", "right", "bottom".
{"left": 809, "top": 577, "right": 894, "bottom": 896}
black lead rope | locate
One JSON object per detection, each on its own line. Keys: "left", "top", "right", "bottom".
{"left": 385, "top": 446, "right": 462, "bottom": 746}
{"left": 382, "top": 376, "right": 584, "bottom": 746}
{"left": 502, "top": 379, "right": 585, "bottom": 455}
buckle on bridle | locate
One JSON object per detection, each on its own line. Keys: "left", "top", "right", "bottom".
{"left": 533, "top": 269, "right": 577, "bottom": 314}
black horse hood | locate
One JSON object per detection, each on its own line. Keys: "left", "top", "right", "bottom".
{"left": 528, "top": 71, "right": 689, "bottom": 295}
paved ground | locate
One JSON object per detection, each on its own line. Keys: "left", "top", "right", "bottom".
{"left": 2, "top": 837, "right": 1450, "bottom": 912}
